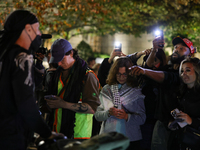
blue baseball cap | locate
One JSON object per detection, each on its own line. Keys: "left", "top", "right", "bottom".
{"left": 49, "top": 39, "right": 73, "bottom": 63}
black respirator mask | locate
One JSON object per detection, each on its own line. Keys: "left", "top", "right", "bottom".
{"left": 26, "top": 25, "right": 41, "bottom": 54}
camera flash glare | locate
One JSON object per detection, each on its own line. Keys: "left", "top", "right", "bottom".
{"left": 155, "top": 30, "right": 161, "bottom": 37}
{"left": 115, "top": 42, "right": 121, "bottom": 47}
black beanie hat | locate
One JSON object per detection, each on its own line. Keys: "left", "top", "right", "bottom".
{"left": 0, "top": 10, "right": 38, "bottom": 60}
{"left": 4, "top": 9, "right": 38, "bottom": 32}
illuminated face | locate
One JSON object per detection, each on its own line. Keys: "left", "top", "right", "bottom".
{"left": 58, "top": 51, "right": 75, "bottom": 70}
{"left": 171, "top": 44, "right": 190, "bottom": 63}
{"left": 180, "top": 62, "right": 196, "bottom": 88}
{"left": 116, "top": 67, "right": 127, "bottom": 84}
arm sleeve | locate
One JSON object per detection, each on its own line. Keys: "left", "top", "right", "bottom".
{"left": 82, "top": 72, "right": 101, "bottom": 112}
{"left": 12, "top": 56, "right": 51, "bottom": 138}
{"left": 190, "top": 118, "right": 200, "bottom": 130}
{"left": 126, "top": 97, "right": 146, "bottom": 126}
{"left": 127, "top": 52, "right": 140, "bottom": 65}
{"left": 97, "top": 58, "right": 112, "bottom": 87}
{"left": 94, "top": 93, "right": 111, "bottom": 121}
{"left": 163, "top": 70, "right": 180, "bottom": 86}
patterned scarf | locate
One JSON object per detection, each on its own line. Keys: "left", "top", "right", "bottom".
{"left": 111, "top": 84, "right": 122, "bottom": 109}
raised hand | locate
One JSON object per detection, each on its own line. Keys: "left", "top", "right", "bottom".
{"left": 129, "top": 65, "right": 145, "bottom": 76}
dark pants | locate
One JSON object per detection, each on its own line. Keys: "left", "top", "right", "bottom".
{"left": 126, "top": 140, "right": 141, "bottom": 150}
{"left": 92, "top": 116, "right": 101, "bottom": 137}
{"left": 151, "top": 120, "right": 171, "bottom": 150}
{"left": 140, "top": 122, "right": 155, "bottom": 150}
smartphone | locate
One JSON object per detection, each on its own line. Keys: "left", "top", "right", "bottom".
{"left": 154, "top": 30, "right": 164, "bottom": 48}
{"left": 171, "top": 108, "right": 180, "bottom": 119}
{"left": 114, "top": 42, "right": 122, "bottom": 52}
{"left": 159, "top": 30, "right": 164, "bottom": 48}
{"left": 44, "top": 95, "right": 57, "bottom": 100}
{"left": 171, "top": 108, "right": 187, "bottom": 128}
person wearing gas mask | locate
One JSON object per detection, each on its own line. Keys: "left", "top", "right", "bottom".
{"left": 0, "top": 10, "right": 63, "bottom": 150}
{"left": 129, "top": 36, "right": 195, "bottom": 150}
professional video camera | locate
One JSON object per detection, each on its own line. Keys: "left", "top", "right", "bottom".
{"left": 36, "top": 34, "right": 52, "bottom": 55}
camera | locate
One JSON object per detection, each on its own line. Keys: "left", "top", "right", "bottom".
{"left": 37, "top": 47, "right": 48, "bottom": 55}
{"left": 36, "top": 34, "right": 52, "bottom": 55}
{"left": 114, "top": 42, "right": 122, "bottom": 52}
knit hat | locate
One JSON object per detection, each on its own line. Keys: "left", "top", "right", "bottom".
{"left": 0, "top": 10, "right": 39, "bottom": 59}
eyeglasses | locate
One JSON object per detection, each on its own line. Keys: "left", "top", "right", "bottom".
{"left": 116, "top": 73, "right": 127, "bottom": 78}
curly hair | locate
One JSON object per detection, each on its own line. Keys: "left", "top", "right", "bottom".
{"left": 65, "top": 48, "right": 79, "bottom": 59}
{"left": 179, "top": 57, "right": 200, "bottom": 90}
{"left": 106, "top": 57, "right": 138, "bottom": 87}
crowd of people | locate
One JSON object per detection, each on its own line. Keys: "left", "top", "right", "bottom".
{"left": 0, "top": 9, "right": 200, "bottom": 150}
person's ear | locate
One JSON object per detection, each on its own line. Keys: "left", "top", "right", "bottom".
{"left": 24, "top": 24, "right": 31, "bottom": 32}
{"left": 70, "top": 50, "right": 73, "bottom": 56}
{"left": 188, "top": 47, "right": 192, "bottom": 57}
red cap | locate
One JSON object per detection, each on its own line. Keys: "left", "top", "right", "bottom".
{"left": 172, "top": 37, "right": 195, "bottom": 54}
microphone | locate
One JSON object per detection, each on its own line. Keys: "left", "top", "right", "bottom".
{"left": 41, "top": 34, "right": 52, "bottom": 39}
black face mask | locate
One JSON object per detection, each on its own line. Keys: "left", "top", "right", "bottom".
{"left": 170, "top": 52, "right": 185, "bottom": 64}
{"left": 25, "top": 25, "right": 42, "bottom": 53}
{"left": 29, "top": 35, "right": 41, "bottom": 53}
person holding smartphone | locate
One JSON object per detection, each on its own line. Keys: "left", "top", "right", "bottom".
{"left": 168, "top": 57, "right": 200, "bottom": 150}
{"left": 44, "top": 39, "right": 100, "bottom": 140}
{"left": 98, "top": 48, "right": 123, "bottom": 87}
{"left": 95, "top": 57, "right": 146, "bottom": 150}
{"left": 129, "top": 36, "right": 196, "bottom": 150}
{"left": 139, "top": 39, "right": 167, "bottom": 150}
{"left": 98, "top": 42, "right": 151, "bottom": 87}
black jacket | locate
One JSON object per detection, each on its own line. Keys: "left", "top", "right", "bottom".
{"left": 97, "top": 58, "right": 113, "bottom": 87}
{"left": 0, "top": 45, "right": 51, "bottom": 140}
{"left": 154, "top": 65, "right": 180, "bottom": 126}
{"left": 178, "top": 86, "right": 200, "bottom": 129}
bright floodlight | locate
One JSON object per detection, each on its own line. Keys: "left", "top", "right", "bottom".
{"left": 115, "top": 41, "right": 120, "bottom": 47}
{"left": 155, "top": 30, "right": 161, "bottom": 37}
